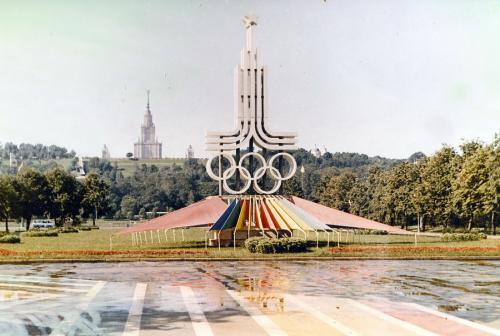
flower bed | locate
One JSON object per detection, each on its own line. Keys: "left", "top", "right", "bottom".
{"left": 0, "top": 248, "right": 208, "bottom": 257}
{"left": 329, "top": 246, "right": 500, "bottom": 254}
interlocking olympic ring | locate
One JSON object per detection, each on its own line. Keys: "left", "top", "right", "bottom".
{"left": 206, "top": 152, "right": 297, "bottom": 195}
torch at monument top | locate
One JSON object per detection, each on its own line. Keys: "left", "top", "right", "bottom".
{"left": 243, "top": 15, "right": 258, "bottom": 52}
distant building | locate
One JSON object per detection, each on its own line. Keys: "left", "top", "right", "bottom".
{"left": 312, "top": 144, "right": 322, "bottom": 158}
{"left": 76, "top": 156, "right": 85, "bottom": 176}
{"left": 9, "top": 153, "right": 17, "bottom": 168}
{"left": 186, "top": 145, "right": 194, "bottom": 159}
{"left": 102, "top": 144, "right": 111, "bottom": 160}
{"left": 134, "top": 90, "right": 162, "bottom": 159}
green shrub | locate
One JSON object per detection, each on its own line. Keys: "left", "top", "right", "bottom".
{"left": 59, "top": 227, "right": 79, "bottom": 233}
{"left": 0, "top": 234, "right": 20, "bottom": 244}
{"left": 245, "top": 237, "right": 308, "bottom": 254}
{"left": 23, "top": 230, "right": 59, "bottom": 237}
{"left": 442, "top": 233, "right": 486, "bottom": 242}
{"left": 255, "top": 240, "right": 275, "bottom": 254}
{"left": 78, "top": 226, "right": 91, "bottom": 231}
{"left": 358, "top": 230, "right": 388, "bottom": 235}
{"left": 269, "top": 239, "right": 286, "bottom": 253}
{"left": 244, "top": 236, "right": 266, "bottom": 253}
{"left": 371, "top": 230, "right": 388, "bottom": 235}
{"left": 90, "top": 226, "right": 100, "bottom": 230}
{"left": 282, "top": 237, "right": 307, "bottom": 253}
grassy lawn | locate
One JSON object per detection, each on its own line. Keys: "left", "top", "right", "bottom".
{"left": 0, "top": 228, "right": 499, "bottom": 261}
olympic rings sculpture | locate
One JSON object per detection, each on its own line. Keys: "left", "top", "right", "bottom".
{"left": 206, "top": 152, "right": 297, "bottom": 195}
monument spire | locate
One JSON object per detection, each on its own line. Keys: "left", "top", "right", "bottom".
{"left": 146, "top": 89, "right": 151, "bottom": 114}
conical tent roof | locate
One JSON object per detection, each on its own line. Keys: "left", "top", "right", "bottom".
{"left": 289, "top": 196, "right": 410, "bottom": 235}
{"left": 118, "top": 197, "right": 228, "bottom": 235}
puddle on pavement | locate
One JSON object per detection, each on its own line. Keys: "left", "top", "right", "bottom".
{"left": 0, "top": 259, "right": 498, "bottom": 334}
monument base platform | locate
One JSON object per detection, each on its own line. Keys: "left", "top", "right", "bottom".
{"left": 208, "top": 229, "right": 292, "bottom": 247}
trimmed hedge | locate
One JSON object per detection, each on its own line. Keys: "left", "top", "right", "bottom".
{"left": 59, "top": 227, "right": 79, "bottom": 233}
{"left": 0, "top": 234, "right": 21, "bottom": 244}
{"left": 23, "top": 230, "right": 59, "bottom": 237}
{"left": 244, "top": 237, "right": 265, "bottom": 253}
{"left": 256, "top": 240, "right": 275, "bottom": 254}
{"left": 442, "top": 233, "right": 487, "bottom": 242}
{"left": 358, "top": 229, "right": 388, "bottom": 235}
{"left": 245, "top": 237, "right": 308, "bottom": 254}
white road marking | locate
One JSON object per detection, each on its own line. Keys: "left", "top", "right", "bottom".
{"left": 122, "top": 282, "right": 148, "bottom": 336}
{"left": 180, "top": 286, "right": 214, "bottom": 336}
{"left": 0, "top": 275, "right": 96, "bottom": 289}
{"left": 50, "top": 280, "right": 106, "bottom": 336}
{"left": 226, "top": 289, "right": 287, "bottom": 336}
{"left": 0, "top": 274, "right": 96, "bottom": 284}
{"left": 284, "top": 294, "right": 358, "bottom": 336}
{"left": 0, "top": 282, "right": 88, "bottom": 293}
{"left": 405, "top": 302, "right": 500, "bottom": 336}
{"left": 346, "top": 299, "right": 439, "bottom": 336}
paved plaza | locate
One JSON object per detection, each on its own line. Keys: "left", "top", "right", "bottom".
{"left": 0, "top": 260, "right": 499, "bottom": 335}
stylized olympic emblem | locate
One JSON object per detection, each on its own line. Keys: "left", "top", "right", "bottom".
{"left": 206, "top": 152, "right": 297, "bottom": 195}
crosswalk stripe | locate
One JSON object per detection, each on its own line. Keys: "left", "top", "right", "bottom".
{"left": 345, "top": 299, "right": 439, "bottom": 336}
{"left": 0, "top": 275, "right": 96, "bottom": 285}
{"left": 50, "top": 280, "right": 106, "bottom": 336}
{"left": 0, "top": 283, "right": 89, "bottom": 293}
{"left": 180, "top": 286, "right": 214, "bottom": 336}
{"left": 283, "top": 294, "right": 359, "bottom": 336}
{"left": 404, "top": 302, "right": 500, "bottom": 336}
{"left": 226, "top": 289, "right": 287, "bottom": 336}
{"left": 122, "top": 282, "right": 148, "bottom": 336}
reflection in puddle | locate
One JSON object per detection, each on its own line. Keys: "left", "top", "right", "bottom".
{"left": 438, "top": 304, "right": 464, "bottom": 312}
{"left": 236, "top": 276, "right": 286, "bottom": 312}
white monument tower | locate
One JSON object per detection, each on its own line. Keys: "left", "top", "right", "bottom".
{"left": 205, "top": 16, "right": 298, "bottom": 195}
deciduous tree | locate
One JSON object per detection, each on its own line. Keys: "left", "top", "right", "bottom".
{"left": 13, "top": 169, "right": 50, "bottom": 230}
{"left": 0, "top": 176, "right": 17, "bottom": 232}
{"left": 82, "top": 173, "right": 110, "bottom": 226}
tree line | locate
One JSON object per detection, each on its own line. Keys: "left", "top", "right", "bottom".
{"left": 87, "top": 158, "right": 217, "bottom": 220}
{"left": 0, "top": 138, "right": 497, "bottom": 234}
{"left": 0, "top": 169, "right": 108, "bottom": 231}
{"left": 309, "top": 137, "right": 499, "bottom": 233}
{"left": 0, "top": 142, "right": 76, "bottom": 161}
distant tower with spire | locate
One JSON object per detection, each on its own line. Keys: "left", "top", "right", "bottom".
{"left": 186, "top": 145, "right": 194, "bottom": 159}
{"left": 102, "top": 144, "right": 111, "bottom": 160}
{"left": 134, "top": 90, "right": 163, "bottom": 159}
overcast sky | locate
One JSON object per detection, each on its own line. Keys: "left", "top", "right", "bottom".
{"left": 1, "top": 0, "right": 499, "bottom": 159}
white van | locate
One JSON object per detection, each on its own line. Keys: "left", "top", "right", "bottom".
{"left": 32, "top": 219, "right": 55, "bottom": 229}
